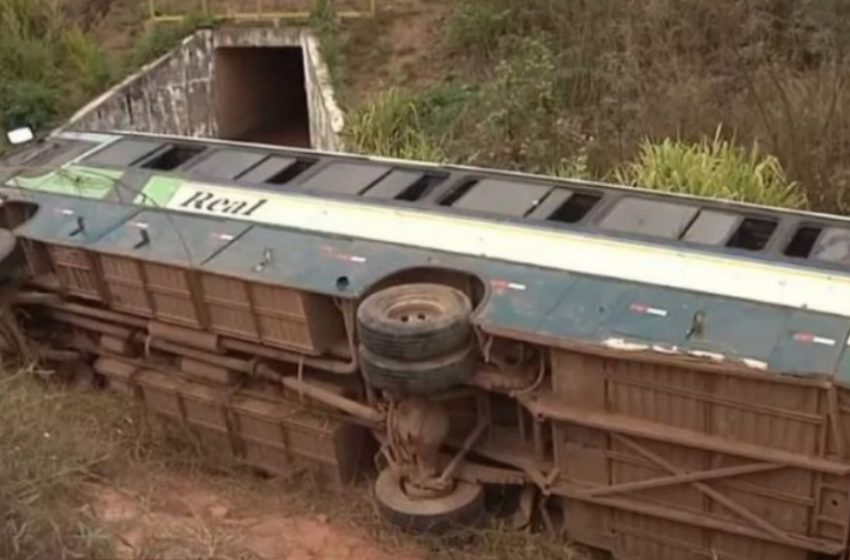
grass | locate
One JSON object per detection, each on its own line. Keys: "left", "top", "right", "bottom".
{"left": 0, "top": 364, "right": 153, "bottom": 559}
{"left": 338, "top": 0, "right": 850, "bottom": 211}
{"left": 0, "top": 0, "right": 211, "bottom": 147}
{"left": 616, "top": 128, "right": 806, "bottom": 208}
{"left": 0, "top": 359, "right": 593, "bottom": 560}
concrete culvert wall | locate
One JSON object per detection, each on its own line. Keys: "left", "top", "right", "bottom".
{"left": 60, "top": 28, "right": 344, "bottom": 151}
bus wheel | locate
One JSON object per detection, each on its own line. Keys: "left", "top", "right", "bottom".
{"left": 359, "top": 343, "right": 476, "bottom": 395}
{"left": 374, "top": 469, "right": 484, "bottom": 534}
{"left": 357, "top": 283, "right": 472, "bottom": 361}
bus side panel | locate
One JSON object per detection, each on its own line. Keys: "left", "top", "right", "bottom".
{"left": 550, "top": 349, "right": 845, "bottom": 560}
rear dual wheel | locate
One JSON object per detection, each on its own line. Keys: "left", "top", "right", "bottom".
{"left": 357, "top": 283, "right": 476, "bottom": 395}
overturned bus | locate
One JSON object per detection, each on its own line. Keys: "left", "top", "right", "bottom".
{"left": 2, "top": 130, "right": 850, "bottom": 560}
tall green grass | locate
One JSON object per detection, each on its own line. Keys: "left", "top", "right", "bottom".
{"left": 616, "top": 129, "right": 806, "bottom": 208}
{"left": 347, "top": 88, "right": 445, "bottom": 161}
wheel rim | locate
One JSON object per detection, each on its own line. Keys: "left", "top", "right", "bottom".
{"left": 386, "top": 298, "right": 446, "bottom": 324}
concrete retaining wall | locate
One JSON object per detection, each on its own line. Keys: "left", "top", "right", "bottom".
{"left": 59, "top": 28, "right": 344, "bottom": 151}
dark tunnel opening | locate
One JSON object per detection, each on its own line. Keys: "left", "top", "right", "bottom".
{"left": 214, "top": 46, "right": 311, "bottom": 148}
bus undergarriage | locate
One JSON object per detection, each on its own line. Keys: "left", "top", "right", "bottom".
{"left": 3, "top": 130, "right": 850, "bottom": 560}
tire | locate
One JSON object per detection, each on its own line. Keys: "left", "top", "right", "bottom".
{"left": 374, "top": 469, "right": 484, "bottom": 534}
{"left": 358, "top": 284, "right": 472, "bottom": 361}
{"left": 360, "top": 343, "right": 476, "bottom": 395}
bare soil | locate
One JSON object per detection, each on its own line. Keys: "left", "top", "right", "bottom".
{"left": 83, "top": 464, "right": 424, "bottom": 560}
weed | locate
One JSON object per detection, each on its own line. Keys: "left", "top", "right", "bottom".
{"left": 616, "top": 127, "right": 806, "bottom": 208}
{"left": 311, "top": 0, "right": 346, "bottom": 93}
{"left": 62, "top": 28, "right": 113, "bottom": 97}
{"left": 445, "top": 1, "right": 509, "bottom": 62}
{"left": 124, "top": 14, "right": 214, "bottom": 73}
{"left": 347, "top": 87, "right": 445, "bottom": 161}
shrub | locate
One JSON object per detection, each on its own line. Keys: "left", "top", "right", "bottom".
{"left": 616, "top": 129, "right": 806, "bottom": 208}
{"left": 0, "top": 80, "right": 61, "bottom": 131}
{"left": 62, "top": 28, "right": 113, "bottom": 98}
{"left": 445, "top": 1, "right": 509, "bottom": 61}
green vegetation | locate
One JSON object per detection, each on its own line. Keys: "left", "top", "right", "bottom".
{"left": 344, "top": 0, "right": 850, "bottom": 210}
{"left": 0, "top": 0, "right": 210, "bottom": 148}
{"left": 0, "top": 0, "right": 111, "bottom": 133}
{"left": 616, "top": 130, "right": 806, "bottom": 208}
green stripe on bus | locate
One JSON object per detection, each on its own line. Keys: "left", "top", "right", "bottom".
{"left": 135, "top": 176, "right": 182, "bottom": 207}
{"left": 8, "top": 166, "right": 122, "bottom": 198}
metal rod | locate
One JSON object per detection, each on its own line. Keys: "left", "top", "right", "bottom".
{"left": 439, "top": 421, "right": 487, "bottom": 484}
{"left": 256, "top": 363, "right": 384, "bottom": 425}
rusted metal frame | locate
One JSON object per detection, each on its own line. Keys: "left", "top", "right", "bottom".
{"left": 612, "top": 433, "right": 823, "bottom": 553}
{"left": 611, "top": 524, "right": 706, "bottom": 557}
{"left": 605, "top": 373, "right": 824, "bottom": 425}
{"left": 49, "top": 310, "right": 133, "bottom": 340}
{"left": 532, "top": 418, "right": 546, "bottom": 461}
{"left": 828, "top": 384, "right": 847, "bottom": 458}
{"left": 438, "top": 421, "right": 487, "bottom": 485}
{"left": 567, "top": 491, "right": 843, "bottom": 555}
{"left": 130, "top": 259, "right": 156, "bottom": 316}
{"left": 187, "top": 269, "right": 212, "bottom": 331}
{"left": 602, "top": 447, "right": 816, "bottom": 507}
{"left": 42, "top": 299, "right": 358, "bottom": 374}
{"left": 455, "top": 461, "right": 527, "bottom": 486}
{"left": 521, "top": 394, "right": 850, "bottom": 475}
{"left": 239, "top": 277, "right": 263, "bottom": 341}
{"left": 216, "top": 381, "right": 245, "bottom": 460}
{"left": 463, "top": 435, "right": 554, "bottom": 491}
{"left": 577, "top": 461, "right": 782, "bottom": 499}
{"left": 222, "top": 338, "right": 355, "bottom": 374}
{"left": 256, "top": 363, "right": 385, "bottom": 426}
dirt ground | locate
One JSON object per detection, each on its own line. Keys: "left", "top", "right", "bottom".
{"left": 82, "top": 463, "right": 424, "bottom": 560}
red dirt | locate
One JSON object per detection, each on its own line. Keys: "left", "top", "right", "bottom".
{"left": 83, "top": 466, "right": 424, "bottom": 560}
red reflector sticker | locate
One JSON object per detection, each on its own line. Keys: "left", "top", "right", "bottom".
{"left": 630, "top": 303, "right": 668, "bottom": 317}
{"left": 490, "top": 279, "right": 527, "bottom": 293}
{"left": 793, "top": 332, "right": 836, "bottom": 346}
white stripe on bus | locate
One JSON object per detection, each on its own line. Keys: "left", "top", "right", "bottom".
{"left": 164, "top": 182, "right": 850, "bottom": 317}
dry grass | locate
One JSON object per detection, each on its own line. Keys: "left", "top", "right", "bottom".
{"left": 0, "top": 361, "right": 199, "bottom": 559}
{"left": 0, "top": 361, "right": 594, "bottom": 560}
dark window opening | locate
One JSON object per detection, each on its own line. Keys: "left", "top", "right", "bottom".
{"left": 726, "top": 218, "right": 777, "bottom": 251}
{"left": 784, "top": 225, "right": 822, "bottom": 258}
{"left": 141, "top": 144, "right": 204, "bottom": 171}
{"left": 439, "top": 180, "right": 479, "bottom": 207}
{"left": 395, "top": 174, "right": 445, "bottom": 202}
{"left": 548, "top": 192, "right": 602, "bottom": 223}
{"left": 266, "top": 159, "right": 317, "bottom": 185}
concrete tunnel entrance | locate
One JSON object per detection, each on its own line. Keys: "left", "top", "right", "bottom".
{"left": 214, "top": 46, "right": 312, "bottom": 148}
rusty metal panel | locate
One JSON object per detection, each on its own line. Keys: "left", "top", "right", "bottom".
{"left": 200, "top": 274, "right": 259, "bottom": 340}
{"left": 99, "top": 255, "right": 152, "bottom": 316}
{"left": 131, "top": 369, "right": 364, "bottom": 484}
{"left": 48, "top": 245, "right": 103, "bottom": 300}
{"left": 144, "top": 262, "right": 201, "bottom": 327}
{"left": 14, "top": 198, "right": 139, "bottom": 300}
{"left": 550, "top": 349, "right": 847, "bottom": 559}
